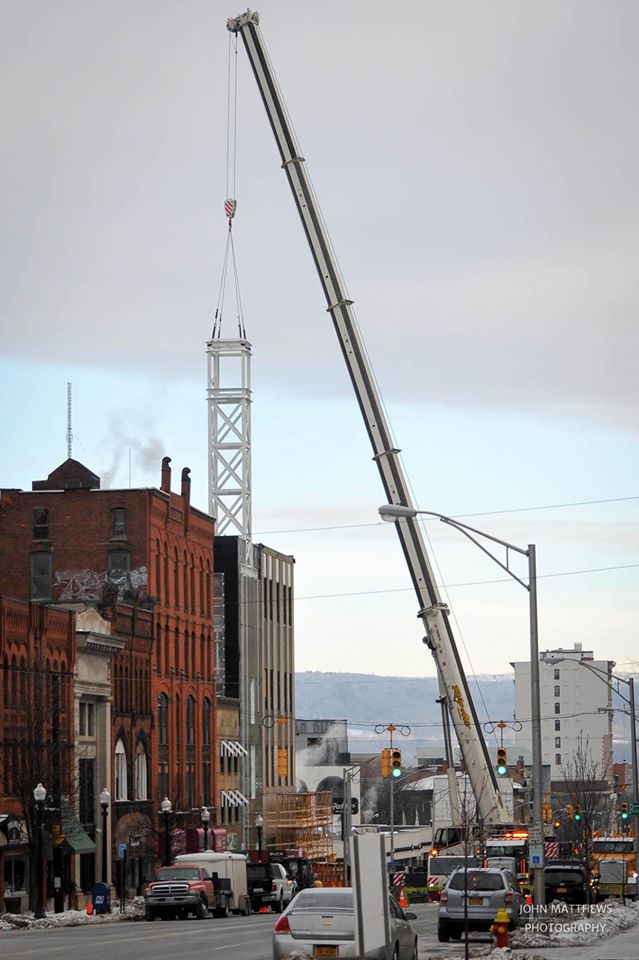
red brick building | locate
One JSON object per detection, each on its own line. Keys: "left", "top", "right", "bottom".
{"left": 0, "top": 456, "right": 217, "bottom": 894}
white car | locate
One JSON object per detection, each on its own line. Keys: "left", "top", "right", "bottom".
{"left": 248, "top": 860, "right": 296, "bottom": 913}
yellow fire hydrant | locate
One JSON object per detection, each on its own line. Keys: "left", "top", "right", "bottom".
{"left": 490, "top": 907, "right": 510, "bottom": 949}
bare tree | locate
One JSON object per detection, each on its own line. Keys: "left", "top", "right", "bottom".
{"left": 560, "top": 733, "right": 612, "bottom": 896}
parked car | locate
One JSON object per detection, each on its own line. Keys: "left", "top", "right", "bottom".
{"left": 248, "top": 860, "right": 295, "bottom": 913}
{"left": 544, "top": 860, "right": 589, "bottom": 905}
{"left": 438, "top": 867, "right": 523, "bottom": 942}
{"left": 272, "top": 886, "right": 418, "bottom": 959}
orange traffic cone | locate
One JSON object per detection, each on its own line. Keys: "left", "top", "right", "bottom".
{"left": 398, "top": 889, "right": 409, "bottom": 909}
{"left": 87, "top": 902, "right": 93, "bottom": 916}
{"left": 259, "top": 905, "right": 269, "bottom": 913}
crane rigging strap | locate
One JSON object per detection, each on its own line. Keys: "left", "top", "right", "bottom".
{"left": 212, "top": 30, "right": 245, "bottom": 339}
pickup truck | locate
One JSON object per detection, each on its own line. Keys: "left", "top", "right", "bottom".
{"left": 247, "top": 860, "right": 296, "bottom": 913}
{"left": 144, "top": 865, "right": 231, "bottom": 920}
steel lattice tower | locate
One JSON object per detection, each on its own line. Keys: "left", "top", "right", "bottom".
{"left": 207, "top": 337, "right": 252, "bottom": 539}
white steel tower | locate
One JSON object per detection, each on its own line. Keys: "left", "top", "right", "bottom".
{"left": 207, "top": 337, "right": 252, "bottom": 539}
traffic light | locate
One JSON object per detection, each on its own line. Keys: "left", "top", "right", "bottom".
{"left": 553, "top": 818, "right": 561, "bottom": 830}
{"left": 381, "top": 748, "right": 391, "bottom": 778}
{"left": 277, "top": 747, "right": 288, "bottom": 778}
{"left": 567, "top": 804, "right": 574, "bottom": 820}
{"left": 621, "top": 802, "right": 629, "bottom": 820}
{"left": 574, "top": 805, "right": 581, "bottom": 822}
{"left": 496, "top": 747, "right": 507, "bottom": 776}
{"left": 390, "top": 748, "right": 402, "bottom": 778}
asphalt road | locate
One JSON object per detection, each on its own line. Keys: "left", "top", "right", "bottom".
{"left": 0, "top": 902, "right": 504, "bottom": 960}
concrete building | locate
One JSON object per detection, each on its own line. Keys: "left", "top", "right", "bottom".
{"left": 512, "top": 642, "right": 614, "bottom": 783}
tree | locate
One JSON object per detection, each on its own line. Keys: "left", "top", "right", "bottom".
{"left": 560, "top": 733, "right": 612, "bottom": 897}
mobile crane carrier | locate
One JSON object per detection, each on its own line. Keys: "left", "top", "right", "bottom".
{"left": 227, "top": 10, "right": 510, "bottom": 830}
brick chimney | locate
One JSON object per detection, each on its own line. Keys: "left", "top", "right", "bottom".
{"left": 161, "top": 457, "right": 171, "bottom": 493}
{"left": 181, "top": 467, "right": 191, "bottom": 531}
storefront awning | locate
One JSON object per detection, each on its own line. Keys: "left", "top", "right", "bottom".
{"left": 220, "top": 740, "right": 248, "bottom": 758}
{"left": 62, "top": 820, "right": 96, "bottom": 855}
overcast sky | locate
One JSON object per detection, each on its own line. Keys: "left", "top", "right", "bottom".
{"left": 1, "top": 1, "right": 638, "bottom": 694}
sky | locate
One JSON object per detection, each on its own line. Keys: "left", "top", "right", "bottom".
{"left": 1, "top": 1, "right": 638, "bottom": 685}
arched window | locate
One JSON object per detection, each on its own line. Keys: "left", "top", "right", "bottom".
{"left": 158, "top": 694, "right": 169, "bottom": 745}
{"left": 135, "top": 741, "right": 148, "bottom": 800}
{"left": 174, "top": 548, "right": 180, "bottom": 607}
{"left": 111, "top": 508, "right": 127, "bottom": 537}
{"left": 186, "top": 696, "right": 195, "bottom": 746}
{"left": 202, "top": 698, "right": 211, "bottom": 746}
{"left": 115, "top": 739, "right": 128, "bottom": 800}
{"left": 183, "top": 552, "right": 189, "bottom": 613}
{"left": 33, "top": 508, "right": 49, "bottom": 540}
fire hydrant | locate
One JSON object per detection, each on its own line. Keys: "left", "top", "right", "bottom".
{"left": 490, "top": 907, "right": 510, "bottom": 949}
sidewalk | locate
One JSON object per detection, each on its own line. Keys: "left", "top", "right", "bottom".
{"left": 529, "top": 922, "right": 639, "bottom": 959}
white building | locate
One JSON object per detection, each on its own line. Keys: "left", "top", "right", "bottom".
{"left": 512, "top": 642, "right": 613, "bottom": 783}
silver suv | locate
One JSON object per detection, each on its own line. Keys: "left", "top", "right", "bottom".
{"left": 438, "top": 867, "right": 523, "bottom": 942}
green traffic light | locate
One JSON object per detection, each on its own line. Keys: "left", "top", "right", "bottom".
{"left": 621, "top": 811, "right": 629, "bottom": 820}
{"left": 392, "top": 768, "right": 402, "bottom": 778}
{"left": 574, "top": 813, "right": 581, "bottom": 821}
{"left": 496, "top": 763, "right": 507, "bottom": 776}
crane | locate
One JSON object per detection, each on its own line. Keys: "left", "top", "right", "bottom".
{"left": 227, "top": 9, "right": 510, "bottom": 827}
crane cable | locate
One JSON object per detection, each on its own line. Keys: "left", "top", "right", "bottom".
{"left": 212, "top": 31, "right": 246, "bottom": 340}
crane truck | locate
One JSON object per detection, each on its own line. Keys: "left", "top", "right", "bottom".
{"left": 227, "top": 10, "right": 511, "bottom": 833}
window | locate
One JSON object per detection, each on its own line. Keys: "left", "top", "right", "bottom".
{"left": 554, "top": 685, "right": 561, "bottom": 697}
{"left": 554, "top": 668, "right": 560, "bottom": 680}
{"left": 31, "top": 553, "right": 52, "bottom": 600}
{"left": 115, "top": 740, "right": 128, "bottom": 800}
{"left": 111, "top": 508, "right": 127, "bottom": 537}
{"left": 555, "top": 719, "right": 561, "bottom": 731}
{"left": 33, "top": 509, "right": 49, "bottom": 540}
{"left": 555, "top": 753, "right": 561, "bottom": 765}
{"left": 203, "top": 698, "right": 211, "bottom": 746}
{"left": 158, "top": 694, "right": 169, "bottom": 745}
{"left": 555, "top": 737, "right": 561, "bottom": 748}
{"left": 79, "top": 702, "right": 96, "bottom": 737}
{"left": 554, "top": 703, "right": 561, "bottom": 714}
{"left": 79, "top": 758, "right": 95, "bottom": 825}
{"left": 186, "top": 696, "right": 195, "bottom": 746}
{"left": 108, "top": 550, "right": 130, "bottom": 585}
{"left": 135, "top": 742, "right": 148, "bottom": 800}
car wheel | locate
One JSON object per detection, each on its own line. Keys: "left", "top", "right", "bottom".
{"left": 437, "top": 924, "right": 450, "bottom": 943}
{"left": 196, "top": 898, "right": 209, "bottom": 920}
{"left": 412, "top": 938, "right": 418, "bottom": 960}
{"left": 144, "top": 906, "right": 155, "bottom": 922}
{"left": 274, "top": 895, "right": 284, "bottom": 914}
{"left": 391, "top": 945, "right": 399, "bottom": 960}
{"left": 450, "top": 928, "right": 462, "bottom": 940}
{"left": 243, "top": 898, "right": 252, "bottom": 916}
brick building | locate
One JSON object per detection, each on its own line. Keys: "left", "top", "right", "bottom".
{"left": 0, "top": 456, "right": 218, "bottom": 894}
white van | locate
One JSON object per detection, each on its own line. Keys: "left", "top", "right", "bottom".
{"left": 175, "top": 851, "right": 251, "bottom": 916}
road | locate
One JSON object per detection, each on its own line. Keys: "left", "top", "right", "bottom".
{"left": 0, "top": 903, "right": 483, "bottom": 960}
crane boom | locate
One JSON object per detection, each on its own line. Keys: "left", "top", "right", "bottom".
{"left": 228, "top": 9, "right": 509, "bottom": 825}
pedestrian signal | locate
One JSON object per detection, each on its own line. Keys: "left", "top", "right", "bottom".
{"left": 381, "top": 748, "right": 391, "bottom": 778}
{"left": 496, "top": 747, "right": 507, "bottom": 776}
{"left": 391, "top": 749, "right": 402, "bottom": 778}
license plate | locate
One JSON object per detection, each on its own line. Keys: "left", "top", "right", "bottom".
{"left": 469, "top": 897, "right": 483, "bottom": 905}
{"left": 253, "top": 887, "right": 264, "bottom": 893}
{"left": 313, "top": 948, "right": 338, "bottom": 958}
{"left": 557, "top": 887, "right": 567, "bottom": 893}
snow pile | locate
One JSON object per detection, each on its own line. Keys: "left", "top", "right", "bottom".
{"left": 514, "top": 899, "right": 639, "bottom": 949}
{"left": 0, "top": 898, "right": 144, "bottom": 931}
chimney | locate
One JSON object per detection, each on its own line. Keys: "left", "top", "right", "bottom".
{"left": 161, "top": 457, "right": 171, "bottom": 493}
{"left": 181, "top": 467, "right": 191, "bottom": 531}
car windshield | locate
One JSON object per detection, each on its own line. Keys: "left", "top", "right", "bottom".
{"left": 546, "top": 870, "right": 585, "bottom": 884}
{"left": 449, "top": 871, "right": 504, "bottom": 891}
{"left": 293, "top": 889, "right": 353, "bottom": 910}
{"left": 154, "top": 868, "right": 201, "bottom": 881}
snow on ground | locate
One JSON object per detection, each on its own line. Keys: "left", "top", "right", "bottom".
{"left": 513, "top": 899, "right": 639, "bottom": 949}
{"left": 0, "top": 897, "right": 144, "bottom": 931}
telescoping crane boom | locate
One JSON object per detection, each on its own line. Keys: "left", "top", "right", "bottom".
{"left": 228, "top": 10, "right": 509, "bottom": 826}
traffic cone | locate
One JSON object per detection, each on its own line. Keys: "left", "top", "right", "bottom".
{"left": 87, "top": 902, "right": 93, "bottom": 916}
{"left": 398, "top": 889, "right": 409, "bottom": 909}
{"left": 259, "top": 905, "right": 269, "bottom": 913}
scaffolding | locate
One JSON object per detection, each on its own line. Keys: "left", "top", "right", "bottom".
{"left": 274, "top": 791, "right": 334, "bottom": 862}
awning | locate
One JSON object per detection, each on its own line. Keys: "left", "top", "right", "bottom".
{"left": 221, "top": 789, "right": 249, "bottom": 807}
{"left": 62, "top": 817, "right": 96, "bottom": 855}
{"left": 220, "top": 740, "right": 248, "bottom": 758}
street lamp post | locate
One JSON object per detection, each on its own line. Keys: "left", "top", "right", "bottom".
{"left": 161, "top": 797, "right": 172, "bottom": 866}
{"left": 33, "top": 782, "right": 46, "bottom": 919}
{"left": 255, "top": 814, "right": 264, "bottom": 854}
{"left": 201, "top": 806, "right": 211, "bottom": 851}
{"left": 379, "top": 503, "right": 545, "bottom": 907}
{"left": 99, "top": 788, "right": 110, "bottom": 885}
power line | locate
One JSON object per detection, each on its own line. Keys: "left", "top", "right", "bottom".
{"left": 255, "top": 495, "right": 639, "bottom": 536}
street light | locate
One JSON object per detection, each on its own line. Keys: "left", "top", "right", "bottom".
{"left": 379, "top": 503, "right": 545, "bottom": 907}
{"left": 33, "top": 782, "right": 46, "bottom": 919}
{"left": 161, "top": 797, "right": 172, "bottom": 866}
{"left": 255, "top": 814, "right": 264, "bottom": 854}
{"left": 201, "top": 806, "right": 211, "bottom": 851}
{"left": 99, "top": 788, "right": 110, "bottom": 885}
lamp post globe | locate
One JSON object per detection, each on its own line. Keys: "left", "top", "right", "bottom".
{"left": 33, "top": 783, "right": 46, "bottom": 919}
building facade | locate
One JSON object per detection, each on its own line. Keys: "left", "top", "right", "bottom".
{"left": 513, "top": 642, "right": 614, "bottom": 783}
